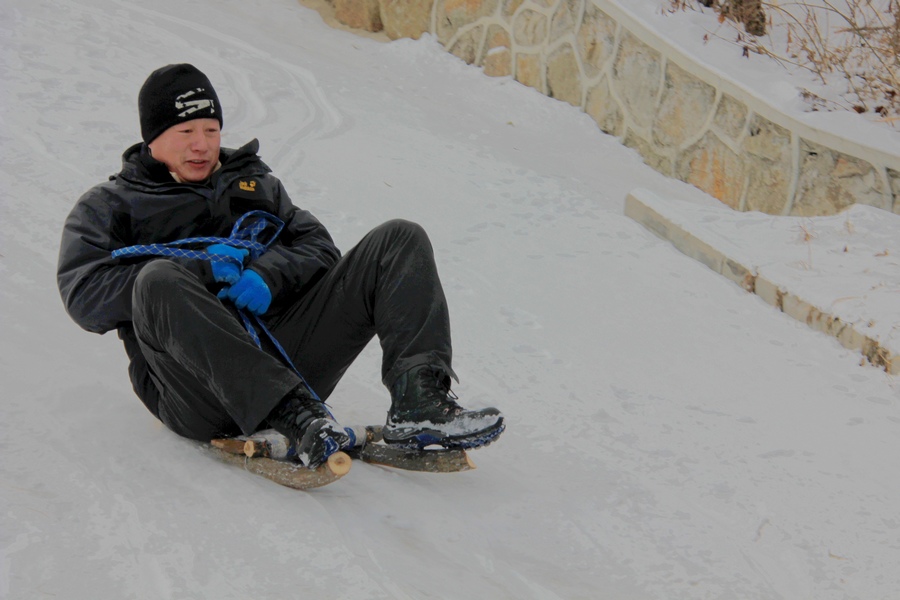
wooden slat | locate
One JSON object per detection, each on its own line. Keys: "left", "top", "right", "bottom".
{"left": 208, "top": 445, "right": 351, "bottom": 490}
{"left": 357, "top": 444, "right": 475, "bottom": 472}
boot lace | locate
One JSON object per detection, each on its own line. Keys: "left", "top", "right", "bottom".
{"left": 419, "top": 368, "right": 462, "bottom": 416}
{"left": 278, "top": 391, "right": 334, "bottom": 434}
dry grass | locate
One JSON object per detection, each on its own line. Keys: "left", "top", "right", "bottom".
{"left": 666, "top": 1, "right": 900, "bottom": 123}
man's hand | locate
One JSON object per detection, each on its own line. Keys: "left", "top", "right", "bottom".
{"left": 218, "top": 269, "right": 272, "bottom": 315}
{"left": 207, "top": 244, "right": 249, "bottom": 285}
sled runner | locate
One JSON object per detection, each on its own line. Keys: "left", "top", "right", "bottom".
{"left": 208, "top": 439, "right": 352, "bottom": 490}
{"left": 348, "top": 425, "right": 476, "bottom": 473}
{"left": 208, "top": 426, "right": 475, "bottom": 490}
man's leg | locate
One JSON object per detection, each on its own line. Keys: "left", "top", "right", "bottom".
{"left": 131, "top": 260, "right": 301, "bottom": 441}
{"left": 267, "top": 219, "right": 454, "bottom": 397}
{"left": 268, "top": 220, "right": 504, "bottom": 449}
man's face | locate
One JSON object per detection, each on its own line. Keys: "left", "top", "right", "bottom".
{"left": 148, "top": 118, "right": 221, "bottom": 182}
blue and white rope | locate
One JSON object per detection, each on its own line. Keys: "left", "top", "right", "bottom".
{"left": 112, "top": 210, "right": 282, "bottom": 264}
{"left": 112, "top": 210, "right": 321, "bottom": 401}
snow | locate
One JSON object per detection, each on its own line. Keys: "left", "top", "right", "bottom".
{"left": 2, "top": 0, "right": 899, "bottom": 598}
{"left": 632, "top": 188, "right": 900, "bottom": 355}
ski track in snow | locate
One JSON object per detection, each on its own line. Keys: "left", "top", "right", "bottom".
{"left": 2, "top": 0, "right": 900, "bottom": 598}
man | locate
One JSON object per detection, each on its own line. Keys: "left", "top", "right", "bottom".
{"left": 58, "top": 64, "right": 504, "bottom": 469}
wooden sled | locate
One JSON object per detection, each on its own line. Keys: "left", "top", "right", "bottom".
{"left": 209, "top": 425, "right": 474, "bottom": 490}
{"left": 208, "top": 438, "right": 351, "bottom": 491}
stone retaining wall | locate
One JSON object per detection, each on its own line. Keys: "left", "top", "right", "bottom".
{"left": 333, "top": 0, "right": 900, "bottom": 216}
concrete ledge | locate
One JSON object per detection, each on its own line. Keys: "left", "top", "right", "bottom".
{"left": 625, "top": 190, "right": 900, "bottom": 374}
{"left": 624, "top": 191, "right": 728, "bottom": 278}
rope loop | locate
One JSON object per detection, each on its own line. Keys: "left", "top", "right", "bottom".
{"left": 108, "top": 211, "right": 321, "bottom": 400}
{"left": 230, "top": 210, "right": 285, "bottom": 259}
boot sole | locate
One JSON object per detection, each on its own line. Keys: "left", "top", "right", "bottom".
{"left": 382, "top": 418, "right": 505, "bottom": 451}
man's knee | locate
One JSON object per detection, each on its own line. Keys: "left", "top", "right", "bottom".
{"left": 132, "top": 260, "right": 205, "bottom": 332}
{"left": 133, "top": 259, "right": 186, "bottom": 305}
{"left": 377, "top": 219, "right": 430, "bottom": 247}
{"left": 132, "top": 259, "right": 210, "bottom": 351}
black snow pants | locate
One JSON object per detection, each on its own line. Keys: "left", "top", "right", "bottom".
{"left": 131, "top": 219, "right": 454, "bottom": 441}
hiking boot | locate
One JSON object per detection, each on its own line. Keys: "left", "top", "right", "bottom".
{"left": 383, "top": 365, "right": 505, "bottom": 450}
{"left": 266, "top": 385, "right": 349, "bottom": 469}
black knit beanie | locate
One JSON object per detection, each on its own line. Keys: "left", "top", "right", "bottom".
{"left": 138, "top": 64, "right": 223, "bottom": 143}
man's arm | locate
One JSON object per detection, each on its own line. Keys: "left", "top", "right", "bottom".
{"left": 245, "top": 179, "right": 341, "bottom": 306}
{"left": 57, "top": 189, "right": 144, "bottom": 334}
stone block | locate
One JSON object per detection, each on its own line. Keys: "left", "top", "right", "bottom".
{"left": 781, "top": 291, "right": 814, "bottom": 325}
{"left": 676, "top": 131, "right": 745, "bottom": 210}
{"left": 722, "top": 257, "right": 755, "bottom": 292}
{"left": 805, "top": 309, "right": 864, "bottom": 354}
{"left": 624, "top": 129, "right": 672, "bottom": 177}
{"left": 742, "top": 115, "right": 792, "bottom": 214}
{"left": 676, "top": 230, "right": 725, "bottom": 273}
{"left": 450, "top": 25, "right": 483, "bottom": 64}
{"left": 623, "top": 192, "right": 672, "bottom": 240}
{"left": 577, "top": 4, "right": 617, "bottom": 78}
{"left": 380, "top": 0, "right": 431, "bottom": 40}
{"left": 613, "top": 31, "right": 662, "bottom": 130}
{"left": 585, "top": 78, "right": 623, "bottom": 136}
{"left": 793, "top": 140, "right": 886, "bottom": 216}
{"left": 335, "top": 0, "right": 383, "bottom": 32}
{"left": 805, "top": 306, "right": 835, "bottom": 336}
{"left": 513, "top": 8, "right": 548, "bottom": 46}
{"left": 653, "top": 62, "right": 716, "bottom": 149}
{"left": 550, "top": 0, "right": 583, "bottom": 43}
{"left": 484, "top": 47, "right": 512, "bottom": 77}
{"left": 546, "top": 44, "right": 582, "bottom": 107}
{"left": 890, "top": 169, "right": 900, "bottom": 214}
{"left": 754, "top": 275, "right": 783, "bottom": 311}
{"left": 833, "top": 318, "right": 867, "bottom": 352}
{"left": 743, "top": 114, "right": 791, "bottom": 162}
{"left": 436, "top": 0, "right": 498, "bottom": 44}
{"left": 744, "top": 158, "right": 791, "bottom": 215}
{"left": 482, "top": 25, "right": 512, "bottom": 76}
{"left": 501, "top": 0, "right": 525, "bottom": 21}
{"left": 515, "top": 52, "right": 543, "bottom": 91}
{"left": 713, "top": 93, "right": 748, "bottom": 142}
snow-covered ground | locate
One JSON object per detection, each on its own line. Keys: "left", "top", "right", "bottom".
{"left": 2, "top": 0, "right": 899, "bottom": 598}
{"left": 631, "top": 189, "right": 900, "bottom": 361}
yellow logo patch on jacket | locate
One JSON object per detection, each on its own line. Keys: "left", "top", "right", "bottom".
{"left": 238, "top": 180, "right": 257, "bottom": 192}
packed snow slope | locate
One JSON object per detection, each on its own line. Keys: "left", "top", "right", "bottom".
{"left": 2, "top": 0, "right": 899, "bottom": 598}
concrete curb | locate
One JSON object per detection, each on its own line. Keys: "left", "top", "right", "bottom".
{"left": 624, "top": 191, "right": 899, "bottom": 375}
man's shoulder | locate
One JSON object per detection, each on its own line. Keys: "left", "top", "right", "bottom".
{"left": 221, "top": 139, "right": 276, "bottom": 175}
{"left": 80, "top": 142, "right": 165, "bottom": 197}
{"left": 77, "top": 177, "right": 128, "bottom": 205}
{"left": 75, "top": 158, "right": 160, "bottom": 213}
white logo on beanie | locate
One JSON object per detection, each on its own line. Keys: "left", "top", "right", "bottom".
{"left": 175, "top": 88, "right": 216, "bottom": 118}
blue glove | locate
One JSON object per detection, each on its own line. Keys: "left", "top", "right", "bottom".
{"left": 207, "top": 244, "right": 249, "bottom": 285}
{"left": 218, "top": 269, "right": 272, "bottom": 315}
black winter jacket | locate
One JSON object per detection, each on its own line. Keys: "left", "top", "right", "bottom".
{"left": 57, "top": 139, "right": 341, "bottom": 418}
